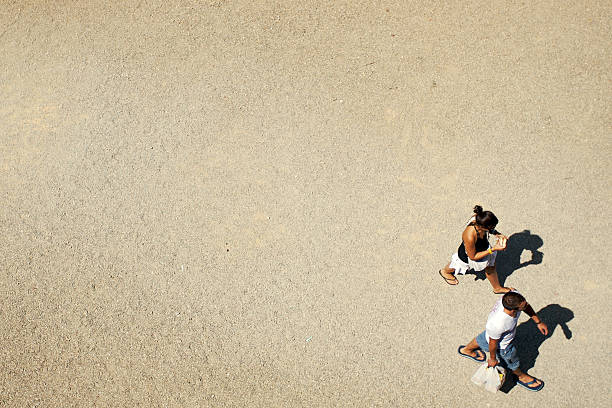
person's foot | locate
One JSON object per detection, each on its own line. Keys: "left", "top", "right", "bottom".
{"left": 458, "top": 346, "right": 486, "bottom": 362}
{"left": 516, "top": 375, "right": 544, "bottom": 391}
{"left": 493, "top": 286, "right": 515, "bottom": 294}
{"left": 439, "top": 270, "right": 458, "bottom": 285}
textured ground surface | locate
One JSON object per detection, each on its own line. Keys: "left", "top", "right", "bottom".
{"left": 1, "top": 1, "right": 610, "bottom": 407}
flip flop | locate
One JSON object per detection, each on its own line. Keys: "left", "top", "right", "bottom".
{"left": 457, "top": 345, "right": 485, "bottom": 363}
{"left": 439, "top": 270, "right": 458, "bottom": 285}
{"left": 517, "top": 377, "right": 544, "bottom": 392}
{"left": 493, "top": 287, "right": 515, "bottom": 295}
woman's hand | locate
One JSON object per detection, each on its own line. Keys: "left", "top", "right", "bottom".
{"left": 492, "top": 236, "right": 507, "bottom": 251}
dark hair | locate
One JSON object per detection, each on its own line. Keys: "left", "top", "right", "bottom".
{"left": 502, "top": 292, "right": 526, "bottom": 310}
{"left": 473, "top": 205, "right": 498, "bottom": 229}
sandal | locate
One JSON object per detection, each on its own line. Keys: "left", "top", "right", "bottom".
{"left": 517, "top": 377, "right": 544, "bottom": 392}
{"left": 439, "top": 270, "right": 458, "bottom": 285}
{"left": 457, "top": 346, "right": 486, "bottom": 363}
{"left": 493, "top": 287, "right": 515, "bottom": 294}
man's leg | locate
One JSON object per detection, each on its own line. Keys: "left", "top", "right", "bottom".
{"left": 460, "top": 331, "right": 488, "bottom": 360}
{"left": 512, "top": 368, "right": 544, "bottom": 388}
{"left": 502, "top": 343, "right": 544, "bottom": 391}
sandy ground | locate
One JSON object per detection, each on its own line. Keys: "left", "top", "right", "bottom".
{"left": 1, "top": 0, "right": 610, "bottom": 406}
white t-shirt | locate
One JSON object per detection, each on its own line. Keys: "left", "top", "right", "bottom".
{"left": 485, "top": 294, "right": 521, "bottom": 350}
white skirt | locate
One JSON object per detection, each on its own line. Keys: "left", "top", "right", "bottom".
{"left": 449, "top": 251, "right": 497, "bottom": 275}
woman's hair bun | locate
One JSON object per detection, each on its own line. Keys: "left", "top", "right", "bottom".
{"left": 473, "top": 205, "right": 484, "bottom": 215}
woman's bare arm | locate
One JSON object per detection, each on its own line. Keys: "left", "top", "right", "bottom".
{"left": 462, "top": 227, "right": 491, "bottom": 261}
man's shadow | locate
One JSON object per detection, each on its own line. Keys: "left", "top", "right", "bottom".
{"left": 499, "top": 304, "right": 574, "bottom": 393}
{"left": 469, "top": 230, "right": 543, "bottom": 286}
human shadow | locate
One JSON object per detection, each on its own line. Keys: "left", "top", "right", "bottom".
{"left": 468, "top": 230, "right": 543, "bottom": 286}
{"left": 499, "top": 304, "right": 574, "bottom": 393}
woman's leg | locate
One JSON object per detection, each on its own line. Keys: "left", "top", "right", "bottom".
{"left": 440, "top": 262, "right": 458, "bottom": 284}
{"left": 485, "top": 266, "right": 512, "bottom": 293}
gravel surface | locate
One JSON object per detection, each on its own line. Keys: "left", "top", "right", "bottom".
{"left": 1, "top": 1, "right": 610, "bottom": 407}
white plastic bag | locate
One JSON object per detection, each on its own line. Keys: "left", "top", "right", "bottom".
{"left": 471, "top": 363, "right": 488, "bottom": 386}
{"left": 471, "top": 363, "right": 506, "bottom": 393}
{"left": 484, "top": 365, "right": 506, "bottom": 393}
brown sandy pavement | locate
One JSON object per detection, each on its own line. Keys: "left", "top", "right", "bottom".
{"left": 1, "top": 0, "right": 610, "bottom": 406}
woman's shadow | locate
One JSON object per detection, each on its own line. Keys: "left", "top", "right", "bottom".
{"left": 500, "top": 304, "right": 574, "bottom": 393}
{"left": 469, "top": 230, "right": 543, "bottom": 286}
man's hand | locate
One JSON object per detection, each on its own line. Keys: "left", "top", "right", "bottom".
{"left": 487, "top": 357, "right": 498, "bottom": 368}
{"left": 537, "top": 322, "right": 549, "bottom": 336}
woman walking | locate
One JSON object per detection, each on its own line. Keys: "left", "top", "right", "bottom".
{"left": 439, "top": 205, "right": 513, "bottom": 294}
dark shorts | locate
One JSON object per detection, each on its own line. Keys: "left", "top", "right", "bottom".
{"left": 476, "top": 331, "right": 520, "bottom": 370}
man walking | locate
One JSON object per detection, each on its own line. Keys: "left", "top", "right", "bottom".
{"left": 458, "top": 291, "right": 548, "bottom": 391}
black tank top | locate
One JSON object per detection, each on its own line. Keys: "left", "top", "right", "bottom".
{"left": 458, "top": 224, "right": 489, "bottom": 263}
